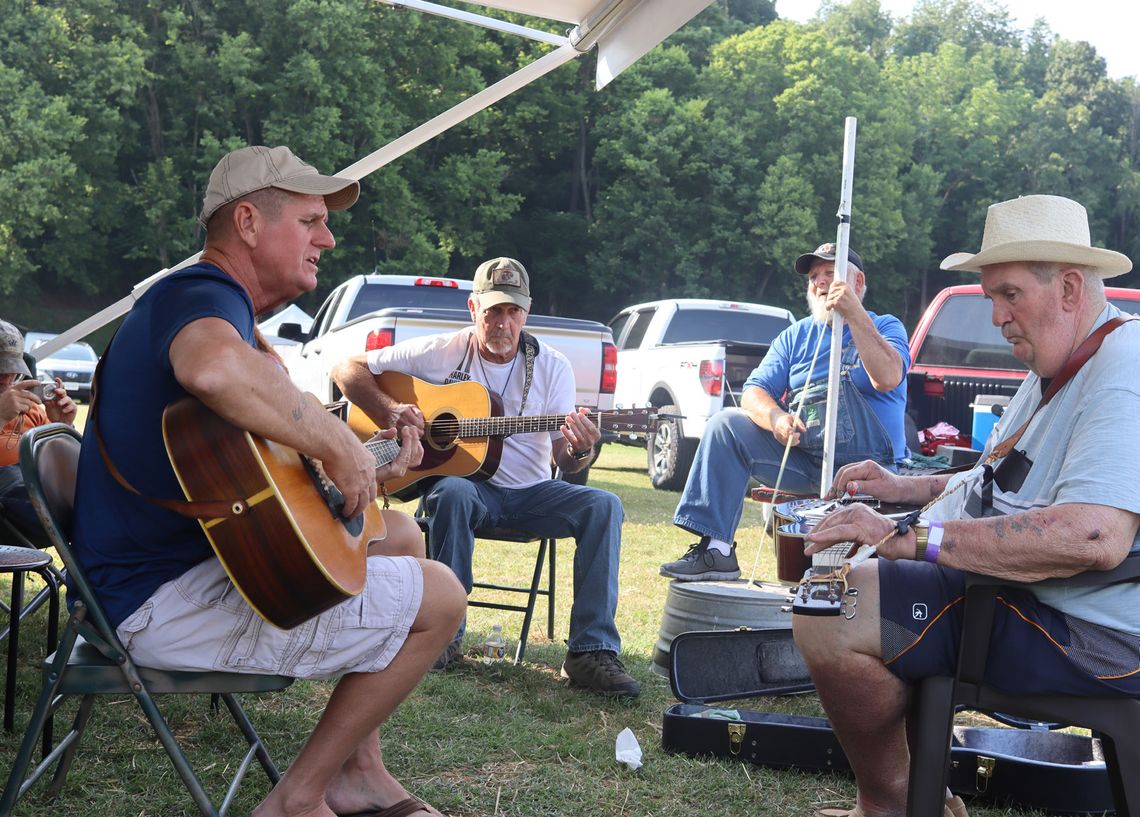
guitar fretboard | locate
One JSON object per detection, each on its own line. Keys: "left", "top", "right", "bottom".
{"left": 426, "top": 410, "right": 644, "bottom": 438}
{"left": 366, "top": 438, "right": 400, "bottom": 467}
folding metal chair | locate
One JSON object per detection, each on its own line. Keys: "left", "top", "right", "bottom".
{"left": 416, "top": 513, "right": 556, "bottom": 664}
{"left": 0, "top": 423, "right": 294, "bottom": 817}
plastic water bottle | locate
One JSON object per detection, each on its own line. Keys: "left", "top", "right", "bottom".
{"left": 483, "top": 623, "right": 507, "bottom": 664}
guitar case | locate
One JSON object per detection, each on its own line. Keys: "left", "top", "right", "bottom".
{"left": 662, "top": 628, "right": 1114, "bottom": 815}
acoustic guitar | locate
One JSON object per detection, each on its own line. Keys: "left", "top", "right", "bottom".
{"left": 162, "top": 396, "right": 400, "bottom": 630}
{"left": 347, "top": 372, "right": 657, "bottom": 498}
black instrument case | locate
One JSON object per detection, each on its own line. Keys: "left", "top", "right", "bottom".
{"left": 661, "top": 628, "right": 1113, "bottom": 814}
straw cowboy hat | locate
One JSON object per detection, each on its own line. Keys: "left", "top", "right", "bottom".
{"left": 940, "top": 194, "right": 1132, "bottom": 278}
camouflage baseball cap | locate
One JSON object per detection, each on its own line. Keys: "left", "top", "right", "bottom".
{"left": 0, "top": 319, "right": 31, "bottom": 377}
{"left": 200, "top": 145, "right": 359, "bottom": 226}
{"left": 472, "top": 257, "right": 531, "bottom": 311}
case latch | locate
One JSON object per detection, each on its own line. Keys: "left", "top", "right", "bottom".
{"left": 726, "top": 722, "right": 746, "bottom": 755}
{"left": 975, "top": 755, "right": 995, "bottom": 792}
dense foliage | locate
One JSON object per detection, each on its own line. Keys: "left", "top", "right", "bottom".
{"left": 3, "top": 0, "right": 1137, "bottom": 333}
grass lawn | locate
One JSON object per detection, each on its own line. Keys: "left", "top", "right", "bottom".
{"left": 0, "top": 435, "right": 1045, "bottom": 817}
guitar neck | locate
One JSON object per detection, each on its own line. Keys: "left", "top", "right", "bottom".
{"left": 448, "top": 411, "right": 622, "bottom": 438}
{"left": 458, "top": 414, "right": 571, "bottom": 437}
{"left": 366, "top": 437, "right": 401, "bottom": 467}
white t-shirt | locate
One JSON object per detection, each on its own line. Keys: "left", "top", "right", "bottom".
{"left": 366, "top": 326, "right": 576, "bottom": 488}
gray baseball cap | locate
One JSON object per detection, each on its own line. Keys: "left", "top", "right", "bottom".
{"left": 199, "top": 145, "right": 359, "bottom": 226}
{"left": 472, "top": 257, "right": 531, "bottom": 311}
{"left": 0, "top": 320, "right": 31, "bottom": 377}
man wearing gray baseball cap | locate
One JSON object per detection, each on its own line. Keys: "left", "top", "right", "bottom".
{"left": 71, "top": 146, "right": 465, "bottom": 817}
{"left": 0, "top": 319, "right": 77, "bottom": 538}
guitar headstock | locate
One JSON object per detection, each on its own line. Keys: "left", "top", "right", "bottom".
{"left": 597, "top": 406, "right": 671, "bottom": 434}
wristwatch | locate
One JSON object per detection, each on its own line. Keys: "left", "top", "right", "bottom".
{"left": 913, "top": 521, "right": 930, "bottom": 561}
{"left": 912, "top": 520, "right": 944, "bottom": 564}
{"left": 567, "top": 443, "right": 592, "bottom": 461}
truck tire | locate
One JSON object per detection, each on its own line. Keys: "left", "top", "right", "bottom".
{"left": 561, "top": 443, "right": 601, "bottom": 485}
{"left": 648, "top": 405, "right": 697, "bottom": 491}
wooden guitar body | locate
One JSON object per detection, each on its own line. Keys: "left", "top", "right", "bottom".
{"left": 163, "top": 397, "right": 382, "bottom": 630}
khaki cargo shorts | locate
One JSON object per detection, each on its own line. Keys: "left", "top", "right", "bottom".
{"left": 117, "top": 554, "right": 423, "bottom": 680}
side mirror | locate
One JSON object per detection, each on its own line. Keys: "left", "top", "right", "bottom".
{"left": 276, "top": 322, "right": 305, "bottom": 342}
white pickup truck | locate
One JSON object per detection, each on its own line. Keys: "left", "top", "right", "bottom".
{"left": 277, "top": 274, "right": 619, "bottom": 480}
{"left": 607, "top": 298, "right": 795, "bottom": 490}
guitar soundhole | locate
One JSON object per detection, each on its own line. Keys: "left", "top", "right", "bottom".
{"left": 299, "top": 454, "right": 364, "bottom": 536}
{"left": 426, "top": 412, "right": 459, "bottom": 451}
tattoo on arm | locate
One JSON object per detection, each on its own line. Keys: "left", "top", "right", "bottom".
{"left": 291, "top": 398, "right": 304, "bottom": 423}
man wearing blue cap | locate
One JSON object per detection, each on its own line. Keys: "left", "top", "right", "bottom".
{"left": 661, "top": 242, "right": 911, "bottom": 581}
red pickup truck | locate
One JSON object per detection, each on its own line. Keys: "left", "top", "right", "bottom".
{"left": 907, "top": 284, "right": 1140, "bottom": 450}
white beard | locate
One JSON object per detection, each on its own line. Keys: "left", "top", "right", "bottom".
{"left": 807, "top": 289, "right": 830, "bottom": 325}
{"left": 484, "top": 334, "right": 516, "bottom": 357}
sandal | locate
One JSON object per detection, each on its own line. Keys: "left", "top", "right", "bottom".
{"left": 812, "top": 795, "right": 968, "bottom": 817}
{"left": 339, "top": 796, "right": 443, "bottom": 817}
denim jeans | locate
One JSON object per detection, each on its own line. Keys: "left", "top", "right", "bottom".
{"left": 674, "top": 382, "right": 895, "bottom": 544}
{"left": 423, "top": 476, "right": 624, "bottom": 654}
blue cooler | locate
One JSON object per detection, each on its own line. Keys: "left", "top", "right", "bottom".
{"left": 970, "top": 395, "right": 1011, "bottom": 450}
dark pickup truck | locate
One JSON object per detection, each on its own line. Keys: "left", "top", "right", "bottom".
{"left": 907, "top": 284, "right": 1140, "bottom": 450}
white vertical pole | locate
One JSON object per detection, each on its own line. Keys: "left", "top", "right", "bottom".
{"left": 819, "top": 116, "right": 858, "bottom": 496}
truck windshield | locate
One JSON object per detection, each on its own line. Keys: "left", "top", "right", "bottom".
{"left": 661, "top": 309, "right": 791, "bottom": 345}
{"left": 915, "top": 294, "right": 1027, "bottom": 371}
{"left": 918, "top": 293, "right": 1138, "bottom": 371}
{"left": 346, "top": 283, "right": 472, "bottom": 321}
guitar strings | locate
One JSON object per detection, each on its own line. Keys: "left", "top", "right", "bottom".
{"left": 412, "top": 410, "right": 636, "bottom": 436}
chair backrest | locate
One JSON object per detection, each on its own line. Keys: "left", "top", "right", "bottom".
{"left": 19, "top": 423, "right": 119, "bottom": 640}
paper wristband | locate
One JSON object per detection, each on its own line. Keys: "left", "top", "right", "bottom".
{"left": 925, "top": 521, "right": 944, "bottom": 564}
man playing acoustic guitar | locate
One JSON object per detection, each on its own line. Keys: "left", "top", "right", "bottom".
{"left": 332, "top": 257, "right": 640, "bottom": 699}
{"left": 72, "top": 145, "right": 466, "bottom": 817}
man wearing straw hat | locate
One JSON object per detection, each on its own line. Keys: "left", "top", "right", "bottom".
{"left": 661, "top": 242, "right": 910, "bottom": 581}
{"left": 794, "top": 194, "right": 1140, "bottom": 817}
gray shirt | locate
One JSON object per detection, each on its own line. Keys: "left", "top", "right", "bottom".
{"left": 953, "top": 303, "right": 1140, "bottom": 634}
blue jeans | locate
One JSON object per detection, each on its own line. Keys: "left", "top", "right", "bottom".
{"left": 423, "top": 477, "right": 624, "bottom": 654}
{"left": 674, "top": 385, "right": 895, "bottom": 543}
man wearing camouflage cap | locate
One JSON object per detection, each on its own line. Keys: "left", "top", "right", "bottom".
{"left": 661, "top": 241, "right": 911, "bottom": 581}
{"left": 334, "top": 256, "right": 640, "bottom": 698}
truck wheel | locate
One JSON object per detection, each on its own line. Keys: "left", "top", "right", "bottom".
{"left": 561, "top": 443, "right": 601, "bottom": 485}
{"left": 648, "top": 405, "right": 696, "bottom": 491}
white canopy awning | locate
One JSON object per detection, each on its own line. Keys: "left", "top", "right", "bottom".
{"left": 259, "top": 303, "right": 314, "bottom": 335}
{"left": 469, "top": 0, "right": 714, "bottom": 89}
